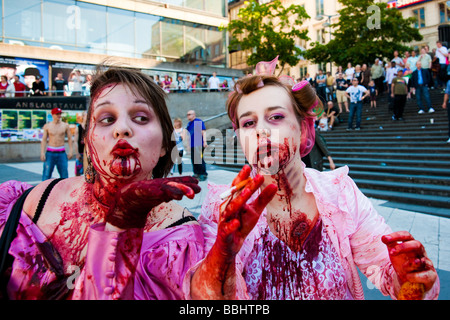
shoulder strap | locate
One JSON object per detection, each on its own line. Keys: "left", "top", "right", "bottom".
{"left": 166, "top": 215, "right": 197, "bottom": 229}
{"left": 32, "top": 178, "right": 64, "bottom": 224}
{"left": 0, "top": 186, "right": 34, "bottom": 298}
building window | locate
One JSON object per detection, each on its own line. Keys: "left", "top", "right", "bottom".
{"left": 440, "top": 3, "right": 450, "bottom": 23}
{"left": 412, "top": 8, "right": 425, "bottom": 28}
{"left": 316, "top": 29, "right": 325, "bottom": 44}
{"left": 316, "top": 0, "right": 324, "bottom": 17}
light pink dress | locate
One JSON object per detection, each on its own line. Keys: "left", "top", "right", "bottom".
{"left": 0, "top": 180, "right": 204, "bottom": 300}
{"left": 183, "top": 164, "right": 440, "bottom": 300}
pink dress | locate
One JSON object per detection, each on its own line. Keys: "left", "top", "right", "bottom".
{"left": 183, "top": 164, "right": 440, "bottom": 300}
{"left": 0, "top": 180, "right": 204, "bottom": 300}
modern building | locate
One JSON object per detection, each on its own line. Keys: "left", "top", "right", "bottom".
{"left": 0, "top": 0, "right": 246, "bottom": 144}
{"left": 0, "top": 0, "right": 235, "bottom": 91}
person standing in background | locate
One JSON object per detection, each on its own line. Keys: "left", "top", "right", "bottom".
{"left": 172, "top": 118, "right": 186, "bottom": 175}
{"left": 31, "top": 75, "right": 46, "bottom": 96}
{"left": 13, "top": 75, "right": 27, "bottom": 97}
{"left": 186, "top": 110, "right": 208, "bottom": 181}
{"left": 391, "top": 69, "right": 408, "bottom": 121}
{"left": 74, "top": 112, "right": 87, "bottom": 176}
{"left": 53, "top": 72, "right": 68, "bottom": 96}
{"left": 208, "top": 72, "right": 220, "bottom": 92}
{"left": 41, "top": 107, "right": 73, "bottom": 180}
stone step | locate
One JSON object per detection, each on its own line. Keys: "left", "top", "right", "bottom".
{"left": 353, "top": 178, "right": 450, "bottom": 197}
{"left": 348, "top": 170, "right": 450, "bottom": 186}
{"left": 359, "top": 188, "right": 450, "bottom": 214}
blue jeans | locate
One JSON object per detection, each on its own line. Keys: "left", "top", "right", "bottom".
{"left": 415, "top": 85, "right": 432, "bottom": 111}
{"left": 348, "top": 101, "right": 363, "bottom": 129}
{"left": 42, "top": 151, "right": 68, "bottom": 180}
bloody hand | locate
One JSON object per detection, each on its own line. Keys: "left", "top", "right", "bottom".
{"left": 106, "top": 176, "right": 201, "bottom": 229}
{"left": 381, "top": 231, "right": 437, "bottom": 299}
{"left": 216, "top": 165, "right": 277, "bottom": 258}
{"left": 191, "top": 165, "right": 277, "bottom": 299}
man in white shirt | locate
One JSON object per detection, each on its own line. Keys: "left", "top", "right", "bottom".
{"left": 344, "top": 62, "right": 355, "bottom": 81}
{"left": 436, "top": 41, "right": 449, "bottom": 87}
{"left": 391, "top": 50, "right": 404, "bottom": 68}
{"left": 345, "top": 78, "right": 370, "bottom": 131}
{"left": 208, "top": 72, "right": 220, "bottom": 92}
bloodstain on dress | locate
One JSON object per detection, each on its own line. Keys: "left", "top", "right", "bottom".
{"left": 243, "top": 218, "right": 351, "bottom": 300}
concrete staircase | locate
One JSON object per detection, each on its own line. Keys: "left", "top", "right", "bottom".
{"left": 204, "top": 89, "right": 450, "bottom": 218}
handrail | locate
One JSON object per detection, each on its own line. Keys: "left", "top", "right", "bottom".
{"left": 203, "top": 111, "right": 228, "bottom": 123}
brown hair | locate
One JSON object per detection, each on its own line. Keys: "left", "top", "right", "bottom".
{"left": 226, "top": 75, "right": 321, "bottom": 129}
{"left": 85, "top": 65, "right": 175, "bottom": 178}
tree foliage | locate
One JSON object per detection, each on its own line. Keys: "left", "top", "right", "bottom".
{"left": 223, "top": 0, "right": 310, "bottom": 74}
{"left": 304, "top": 0, "right": 423, "bottom": 67}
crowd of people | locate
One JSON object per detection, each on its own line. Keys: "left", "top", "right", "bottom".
{"left": 0, "top": 69, "right": 92, "bottom": 97}
{"left": 300, "top": 41, "right": 449, "bottom": 139}
{"left": 149, "top": 72, "right": 238, "bottom": 93}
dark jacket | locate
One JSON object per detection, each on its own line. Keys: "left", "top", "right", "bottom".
{"left": 301, "top": 131, "right": 331, "bottom": 171}
{"left": 409, "top": 68, "right": 432, "bottom": 89}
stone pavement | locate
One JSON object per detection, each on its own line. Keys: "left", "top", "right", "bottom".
{"left": 0, "top": 158, "right": 448, "bottom": 300}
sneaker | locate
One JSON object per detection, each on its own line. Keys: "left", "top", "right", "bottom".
{"left": 346, "top": 128, "right": 353, "bottom": 131}
{"left": 355, "top": 127, "right": 361, "bottom": 131}
{"left": 392, "top": 115, "right": 397, "bottom": 121}
{"left": 428, "top": 108, "right": 435, "bottom": 113}
{"left": 398, "top": 117, "right": 404, "bottom": 121}
{"left": 199, "top": 175, "right": 207, "bottom": 181}
{"left": 447, "top": 137, "right": 450, "bottom": 143}
{"left": 192, "top": 174, "right": 199, "bottom": 179}
{"left": 418, "top": 110, "right": 425, "bottom": 114}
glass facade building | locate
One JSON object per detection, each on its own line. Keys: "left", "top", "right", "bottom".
{"left": 0, "top": 0, "right": 227, "bottom": 66}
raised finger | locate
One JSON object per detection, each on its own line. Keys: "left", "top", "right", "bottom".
{"left": 231, "top": 165, "right": 252, "bottom": 187}
{"left": 222, "top": 174, "right": 264, "bottom": 221}
{"left": 382, "top": 231, "right": 415, "bottom": 246}
{"left": 249, "top": 183, "right": 278, "bottom": 214}
{"left": 389, "top": 240, "right": 424, "bottom": 257}
{"left": 166, "top": 181, "right": 196, "bottom": 199}
{"left": 168, "top": 175, "right": 199, "bottom": 185}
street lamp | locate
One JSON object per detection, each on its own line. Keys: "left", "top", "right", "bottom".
{"left": 315, "top": 13, "right": 339, "bottom": 73}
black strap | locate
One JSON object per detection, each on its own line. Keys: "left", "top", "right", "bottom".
{"left": 0, "top": 186, "right": 34, "bottom": 299}
{"left": 166, "top": 216, "right": 197, "bottom": 229}
{"left": 32, "top": 178, "right": 64, "bottom": 224}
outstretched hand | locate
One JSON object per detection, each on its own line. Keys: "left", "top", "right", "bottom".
{"left": 382, "top": 231, "right": 437, "bottom": 299}
{"left": 107, "top": 176, "right": 201, "bottom": 229}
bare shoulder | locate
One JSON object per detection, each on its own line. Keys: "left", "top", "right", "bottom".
{"left": 23, "top": 177, "right": 84, "bottom": 220}
{"left": 146, "top": 201, "right": 197, "bottom": 232}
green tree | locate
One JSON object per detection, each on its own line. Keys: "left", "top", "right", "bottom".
{"left": 223, "top": 0, "right": 310, "bottom": 75}
{"left": 304, "top": 0, "right": 423, "bottom": 67}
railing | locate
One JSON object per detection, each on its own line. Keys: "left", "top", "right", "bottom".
{"left": 1, "top": 87, "right": 234, "bottom": 96}
{"left": 0, "top": 90, "right": 89, "bottom": 97}
{"left": 203, "top": 111, "right": 228, "bottom": 124}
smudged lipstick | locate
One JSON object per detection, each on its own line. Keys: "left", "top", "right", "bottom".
{"left": 111, "top": 139, "right": 139, "bottom": 157}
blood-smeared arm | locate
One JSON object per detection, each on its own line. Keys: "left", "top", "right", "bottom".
{"left": 190, "top": 165, "right": 277, "bottom": 299}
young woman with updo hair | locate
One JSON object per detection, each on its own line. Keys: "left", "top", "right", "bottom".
{"left": 188, "top": 73, "right": 439, "bottom": 300}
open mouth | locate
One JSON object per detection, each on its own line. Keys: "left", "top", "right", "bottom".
{"left": 110, "top": 139, "right": 141, "bottom": 177}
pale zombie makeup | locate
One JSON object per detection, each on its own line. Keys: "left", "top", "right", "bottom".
{"left": 236, "top": 85, "right": 302, "bottom": 176}
{"left": 87, "top": 83, "right": 165, "bottom": 182}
